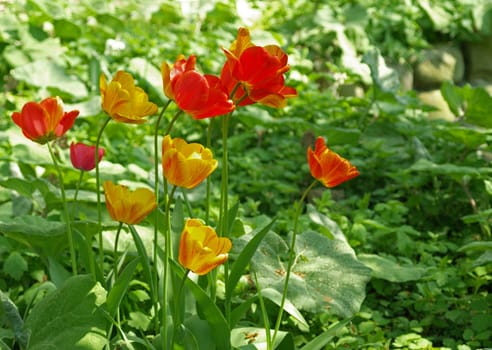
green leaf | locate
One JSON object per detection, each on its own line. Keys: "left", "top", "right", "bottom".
{"left": 128, "top": 225, "right": 155, "bottom": 303}
{"left": 251, "top": 230, "right": 371, "bottom": 317}
{"left": 0, "top": 215, "right": 67, "bottom": 256}
{"left": 3, "top": 251, "right": 27, "bottom": 280}
{"left": 362, "top": 49, "right": 400, "bottom": 93}
{"left": 418, "top": 0, "right": 453, "bottom": 31}
{"left": 406, "top": 158, "right": 492, "bottom": 178}
{"left": 358, "top": 254, "right": 426, "bottom": 282}
{"left": 226, "top": 219, "right": 276, "bottom": 302}
{"left": 11, "top": 59, "right": 88, "bottom": 99}
{"left": 106, "top": 258, "right": 139, "bottom": 317}
{"left": 301, "top": 318, "right": 351, "bottom": 350}
{"left": 230, "top": 327, "right": 289, "bottom": 349}
{"left": 441, "top": 81, "right": 464, "bottom": 117}
{"left": 261, "top": 288, "right": 309, "bottom": 331}
{"left": 53, "top": 19, "right": 81, "bottom": 41}
{"left": 25, "top": 275, "right": 108, "bottom": 350}
{"left": 458, "top": 241, "right": 492, "bottom": 252}
{"left": 0, "top": 290, "right": 29, "bottom": 348}
{"left": 128, "top": 57, "right": 166, "bottom": 104}
{"left": 169, "top": 260, "right": 230, "bottom": 350}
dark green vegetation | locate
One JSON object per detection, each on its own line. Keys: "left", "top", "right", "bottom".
{"left": 1, "top": 1, "right": 491, "bottom": 349}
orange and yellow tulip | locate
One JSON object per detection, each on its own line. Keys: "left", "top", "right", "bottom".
{"left": 307, "top": 137, "right": 359, "bottom": 188}
{"left": 100, "top": 71, "right": 158, "bottom": 124}
{"left": 162, "top": 135, "right": 218, "bottom": 189}
{"left": 103, "top": 181, "right": 157, "bottom": 225}
{"left": 178, "top": 219, "right": 231, "bottom": 275}
{"left": 11, "top": 97, "right": 79, "bottom": 144}
{"left": 161, "top": 55, "right": 234, "bottom": 119}
{"left": 221, "top": 27, "right": 297, "bottom": 108}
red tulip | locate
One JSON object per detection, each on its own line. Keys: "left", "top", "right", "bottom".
{"left": 70, "top": 142, "right": 105, "bottom": 171}
{"left": 11, "top": 97, "right": 79, "bottom": 144}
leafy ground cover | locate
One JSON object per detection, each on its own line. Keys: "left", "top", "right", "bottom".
{"left": 1, "top": 0, "right": 491, "bottom": 349}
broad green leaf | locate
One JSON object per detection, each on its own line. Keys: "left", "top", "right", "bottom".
{"left": 230, "top": 327, "right": 289, "bottom": 350}
{"left": 457, "top": 241, "right": 492, "bottom": 252}
{"left": 106, "top": 258, "right": 139, "bottom": 317}
{"left": 3, "top": 251, "right": 27, "bottom": 280}
{"left": 301, "top": 318, "right": 351, "bottom": 350}
{"left": 25, "top": 275, "right": 107, "bottom": 350}
{"left": 53, "top": 19, "right": 81, "bottom": 41}
{"left": 418, "top": 0, "right": 453, "bottom": 31}
{"left": 183, "top": 316, "right": 213, "bottom": 350}
{"left": 362, "top": 49, "right": 400, "bottom": 93}
{"left": 170, "top": 260, "right": 230, "bottom": 350}
{"left": 441, "top": 81, "right": 464, "bottom": 117}
{"left": 406, "top": 159, "right": 492, "bottom": 178}
{"left": 230, "top": 296, "right": 257, "bottom": 328}
{"left": 472, "top": 251, "right": 492, "bottom": 267}
{"left": 0, "top": 290, "right": 29, "bottom": 348}
{"left": 226, "top": 219, "right": 276, "bottom": 302}
{"left": 48, "top": 256, "right": 71, "bottom": 287}
{"left": 436, "top": 124, "right": 489, "bottom": 149}
{"left": 0, "top": 215, "right": 67, "bottom": 256}
{"left": 129, "top": 57, "right": 166, "bottom": 104}
{"left": 358, "top": 254, "right": 426, "bottom": 282}
{"left": 11, "top": 59, "right": 88, "bottom": 99}
{"left": 127, "top": 311, "right": 152, "bottom": 331}
{"left": 250, "top": 230, "right": 371, "bottom": 317}
{"left": 261, "top": 288, "right": 309, "bottom": 331}
{"left": 315, "top": 127, "right": 361, "bottom": 146}
{"left": 462, "top": 86, "right": 492, "bottom": 128}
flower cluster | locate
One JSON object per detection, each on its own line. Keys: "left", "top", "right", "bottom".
{"left": 10, "top": 27, "right": 357, "bottom": 278}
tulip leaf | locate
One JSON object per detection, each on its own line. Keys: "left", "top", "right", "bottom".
{"left": 170, "top": 260, "right": 230, "bottom": 350}
{"left": 106, "top": 258, "right": 139, "bottom": 317}
{"left": 128, "top": 225, "right": 155, "bottom": 301}
{"left": 25, "top": 275, "right": 107, "bottom": 350}
{"left": 0, "top": 215, "right": 67, "bottom": 256}
{"left": 226, "top": 218, "right": 276, "bottom": 302}
{"left": 249, "top": 229, "right": 371, "bottom": 317}
{"left": 300, "top": 318, "right": 351, "bottom": 350}
{"left": 261, "top": 288, "right": 309, "bottom": 331}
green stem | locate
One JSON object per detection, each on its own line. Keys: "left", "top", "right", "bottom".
{"left": 171, "top": 269, "right": 191, "bottom": 348}
{"left": 47, "top": 142, "right": 77, "bottom": 275}
{"left": 73, "top": 170, "right": 97, "bottom": 279}
{"left": 113, "top": 222, "right": 124, "bottom": 283}
{"left": 95, "top": 116, "right": 112, "bottom": 274}
{"left": 153, "top": 100, "right": 171, "bottom": 332}
{"left": 254, "top": 271, "right": 272, "bottom": 350}
{"left": 272, "top": 179, "right": 318, "bottom": 344}
{"left": 205, "top": 120, "right": 213, "bottom": 222}
{"left": 165, "top": 110, "right": 183, "bottom": 136}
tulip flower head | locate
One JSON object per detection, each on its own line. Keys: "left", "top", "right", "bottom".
{"left": 103, "top": 181, "right": 157, "bottom": 225}
{"left": 307, "top": 137, "right": 359, "bottom": 188}
{"left": 11, "top": 97, "right": 79, "bottom": 144}
{"left": 162, "top": 135, "right": 218, "bottom": 189}
{"left": 178, "top": 219, "right": 232, "bottom": 275}
{"left": 221, "top": 27, "right": 297, "bottom": 108}
{"left": 161, "top": 55, "right": 234, "bottom": 119}
{"left": 70, "top": 142, "right": 105, "bottom": 171}
{"left": 100, "top": 71, "right": 158, "bottom": 124}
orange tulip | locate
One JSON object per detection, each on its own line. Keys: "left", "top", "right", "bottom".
{"left": 178, "top": 219, "right": 231, "bottom": 275}
{"left": 162, "top": 135, "right": 218, "bottom": 189}
{"left": 221, "top": 27, "right": 297, "bottom": 108}
{"left": 161, "top": 55, "right": 234, "bottom": 119}
{"left": 307, "top": 137, "right": 360, "bottom": 188}
{"left": 100, "top": 71, "right": 158, "bottom": 124}
{"left": 11, "top": 97, "right": 79, "bottom": 144}
{"left": 103, "top": 181, "right": 157, "bottom": 225}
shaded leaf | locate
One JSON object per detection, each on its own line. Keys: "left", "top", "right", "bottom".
{"left": 358, "top": 254, "right": 426, "bottom": 282}
{"left": 25, "top": 275, "right": 107, "bottom": 350}
{"left": 251, "top": 230, "right": 371, "bottom": 317}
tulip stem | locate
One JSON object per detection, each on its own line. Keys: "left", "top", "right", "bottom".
{"left": 47, "top": 142, "right": 77, "bottom": 275}
{"left": 205, "top": 120, "right": 213, "bottom": 222}
{"left": 73, "top": 170, "right": 96, "bottom": 279}
{"left": 95, "top": 116, "right": 111, "bottom": 276}
{"left": 164, "top": 110, "right": 183, "bottom": 136}
{"left": 272, "top": 179, "right": 317, "bottom": 344}
{"left": 171, "top": 269, "right": 190, "bottom": 348}
{"left": 253, "top": 271, "right": 272, "bottom": 350}
{"left": 113, "top": 222, "right": 124, "bottom": 282}
{"left": 153, "top": 99, "right": 172, "bottom": 333}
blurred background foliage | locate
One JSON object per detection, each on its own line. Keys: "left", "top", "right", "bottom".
{"left": 1, "top": 0, "right": 492, "bottom": 349}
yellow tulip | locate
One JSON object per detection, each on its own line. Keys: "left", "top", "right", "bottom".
{"left": 178, "top": 219, "right": 231, "bottom": 275}
{"left": 100, "top": 71, "right": 158, "bottom": 124}
{"left": 162, "top": 135, "right": 218, "bottom": 189}
{"left": 103, "top": 181, "right": 157, "bottom": 225}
